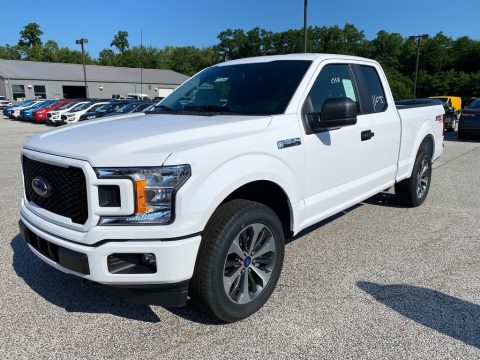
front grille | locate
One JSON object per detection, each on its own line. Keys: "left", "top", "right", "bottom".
{"left": 61, "top": 115, "right": 67, "bottom": 120}
{"left": 23, "top": 156, "right": 89, "bottom": 224}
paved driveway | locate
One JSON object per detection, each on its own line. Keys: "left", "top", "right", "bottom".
{"left": 1, "top": 119, "right": 479, "bottom": 359}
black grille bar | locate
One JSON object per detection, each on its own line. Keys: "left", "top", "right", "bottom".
{"left": 19, "top": 221, "right": 90, "bottom": 275}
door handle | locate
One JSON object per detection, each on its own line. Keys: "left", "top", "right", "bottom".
{"left": 361, "top": 130, "right": 375, "bottom": 141}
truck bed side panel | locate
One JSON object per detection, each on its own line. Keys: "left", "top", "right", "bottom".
{"left": 396, "top": 104, "right": 444, "bottom": 182}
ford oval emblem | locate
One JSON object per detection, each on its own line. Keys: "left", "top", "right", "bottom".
{"left": 32, "top": 176, "right": 52, "bottom": 198}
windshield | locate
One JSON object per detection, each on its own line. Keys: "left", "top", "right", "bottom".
{"left": 71, "top": 102, "right": 94, "bottom": 112}
{"left": 467, "top": 99, "right": 480, "bottom": 109}
{"left": 37, "top": 101, "right": 56, "bottom": 108}
{"left": 95, "top": 103, "right": 114, "bottom": 112}
{"left": 88, "top": 103, "right": 107, "bottom": 112}
{"left": 58, "top": 102, "right": 77, "bottom": 110}
{"left": 117, "top": 103, "right": 138, "bottom": 113}
{"left": 151, "top": 60, "right": 312, "bottom": 116}
{"left": 17, "top": 100, "right": 34, "bottom": 107}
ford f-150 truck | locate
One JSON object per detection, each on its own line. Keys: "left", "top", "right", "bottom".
{"left": 19, "top": 54, "right": 444, "bottom": 322}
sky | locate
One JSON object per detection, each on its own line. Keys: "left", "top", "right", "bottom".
{"left": 1, "top": 0, "right": 479, "bottom": 58}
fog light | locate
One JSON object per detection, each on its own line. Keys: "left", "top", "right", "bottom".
{"left": 107, "top": 253, "right": 157, "bottom": 274}
{"left": 142, "top": 253, "right": 156, "bottom": 266}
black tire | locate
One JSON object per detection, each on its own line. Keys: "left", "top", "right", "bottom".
{"left": 190, "top": 199, "right": 285, "bottom": 322}
{"left": 395, "top": 151, "right": 432, "bottom": 207}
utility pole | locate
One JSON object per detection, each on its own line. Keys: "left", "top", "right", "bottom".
{"left": 75, "top": 38, "right": 89, "bottom": 98}
{"left": 303, "top": 0, "right": 308, "bottom": 52}
{"left": 409, "top": 34, "right": 429, "bottom": 99}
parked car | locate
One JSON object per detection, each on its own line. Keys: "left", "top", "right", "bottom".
{"left": 78, "top": 101, "right": 133, "bottom": 121}
{"left": 3, "top": 100, "right": 36, "bottom": 118}
{"left": 101, "top": 101, "right": 152, "bottom": 118}
{"left": 19, "top": 54, "right": 444, "bottom": 322}
{"left": 458, "top": 98, "right": 480, "bottom": 139}
{"left": 127, "top": 93, "right": 151, "bottom": 101}
{"left": 60, "top": 101, "right": 111, "bottom": 124}
{"left": 32, "top": 100, "right": 74, "bottom": 123}
{"left": 46, "top": 101, "right": 87, "bottom": 125}
{"left": 396, "top": 98, "right": 456, "bottom": 131}
{"left": 11, "top": 100, "right": 46, "bottom": 119}
{"left": 463, "top": 97, "right": 477, "bottom": 109}
{"left": 20, "top": 100, "right": 57, "bottom": 121}
{"left": 0, "top": 96, "right": 12, "bottom": 110}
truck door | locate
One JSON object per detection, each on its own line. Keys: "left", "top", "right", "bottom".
{"left": 301, "top": 63, "right": 377, "bottom": 227}
{"left": 352, "top": 64, "right": 401, "bottom": 189}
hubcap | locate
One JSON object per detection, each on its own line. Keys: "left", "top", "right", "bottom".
{"left": 416, "top": 158, "right": 429, "bottom": 199}
{"left": 223, "top": 223, "right": 276, "bottom": 304}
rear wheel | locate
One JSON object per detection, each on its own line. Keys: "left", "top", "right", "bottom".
{"left": 395, "top": 151, "right": 432, "bottom": 207}
{"left": 190, "top": 199, "right": 285, "bottom": 322}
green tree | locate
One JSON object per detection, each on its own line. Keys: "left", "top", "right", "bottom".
{"left": 0, "top": 45, "right": 21, "bottom": 60}
{"left": 18, "top": 22, "right": 43, "bottom": 48}
{"left": 111, "top": 31, "right": 129, "bottom": 55}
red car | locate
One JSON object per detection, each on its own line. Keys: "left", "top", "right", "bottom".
{"left": 32, "top": 100, "right": 74, "bottom": 122}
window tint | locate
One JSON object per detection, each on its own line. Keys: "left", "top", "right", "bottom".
{"left": 159, "top": 60, "right": 312, "bottom": 116}
{"left": 306, "top": 64, "right": 358, "bottom": 115}
{"left": 358, "top": 66, "right": 387, "bottom": 113}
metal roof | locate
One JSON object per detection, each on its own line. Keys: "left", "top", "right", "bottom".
{"left": 0, "top": 59, "right": 189, "bottom": 85}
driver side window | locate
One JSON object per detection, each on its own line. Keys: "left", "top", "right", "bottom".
{"left": 305, "top": 64, "right": 359, "bottom": 117}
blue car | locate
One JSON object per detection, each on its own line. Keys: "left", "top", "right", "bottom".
{"left": 3, "top": 100, "right": 35, "bottom": 118}
{"left": 19, "top": 100, "right": 56, "bottom": 121}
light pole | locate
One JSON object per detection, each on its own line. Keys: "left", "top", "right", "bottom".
{"left": 303, "top": 0, "right": 308, "bottom": 52}
{"left": 75, "top": 38, "right": 89, "bottom": 98}
{"left": 409, "top": 34, "right": 429, "bottom": 99}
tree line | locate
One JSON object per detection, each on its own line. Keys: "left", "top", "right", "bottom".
{"left": 1, "top": 22, "right": 480, "bottom": 100}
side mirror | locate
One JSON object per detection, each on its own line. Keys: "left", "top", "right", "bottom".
{"left": 305, "top": 97, "right": 357, "bottom": 132}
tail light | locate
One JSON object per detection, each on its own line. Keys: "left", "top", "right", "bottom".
{"left": 436, "top": 114, "right": 445, "bottom": 135}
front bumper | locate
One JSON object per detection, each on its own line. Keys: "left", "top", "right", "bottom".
{"left": 19, "top": 215, "right": 201, "bottom": 286}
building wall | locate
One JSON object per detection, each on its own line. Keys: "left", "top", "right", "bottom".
{"left": 0, "top": 78, "right": 179, "bottom": 101}
{"left": 0, "top": 80, "right": 6, "bottom": 99}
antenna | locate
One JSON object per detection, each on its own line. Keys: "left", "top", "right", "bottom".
{"left": 140, "top": 29, "right": 143, "bottom": 95}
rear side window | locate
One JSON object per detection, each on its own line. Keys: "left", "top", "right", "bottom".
{"left": 306, "top": 64, "right": 359, "bottom": 115}
{"left": 357, "top": 66, "right": 387, "bottom": 113}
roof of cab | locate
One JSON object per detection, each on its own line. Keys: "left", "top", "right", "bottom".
{"left": 217, "top": 53, "right": 378, "bottom": 66}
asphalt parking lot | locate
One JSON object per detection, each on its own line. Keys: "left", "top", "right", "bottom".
{"left": 1, "top": 118, "right": 479, "bottom": 359}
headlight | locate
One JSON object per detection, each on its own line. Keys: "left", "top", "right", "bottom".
{"left": 95, "top": 165, "right": 191, "bottom": 225}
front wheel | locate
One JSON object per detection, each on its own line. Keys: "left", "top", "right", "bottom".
{"left": 190, "top": 199, "right": 285, "bottom": 322}
{"left": 395, "top": 151, "right": 432, "bottom": 207}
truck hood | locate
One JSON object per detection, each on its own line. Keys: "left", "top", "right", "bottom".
{"left": 24, "top": 113, "right": 272, "bottom": 167}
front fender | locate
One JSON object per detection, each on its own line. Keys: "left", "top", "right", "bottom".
{"left": 175, "top": 153, "right": 303, "bottom": 232}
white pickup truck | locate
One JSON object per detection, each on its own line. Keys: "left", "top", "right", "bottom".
{"left": 19, "top": 54, "right": 444, "bottom": 322}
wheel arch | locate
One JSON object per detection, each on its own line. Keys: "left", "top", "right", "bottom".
{"left": 419, "top": 134, "right": 435, "bottom": 161}
{"left": 221, "top": 180, "right": 294, "bottom": 237}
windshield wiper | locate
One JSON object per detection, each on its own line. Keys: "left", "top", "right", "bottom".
{"left": 183, "top": 104, "right": 240, "bottom": 114}
{"left": 145, "top": 104, "right": 178, "bottom": 114}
